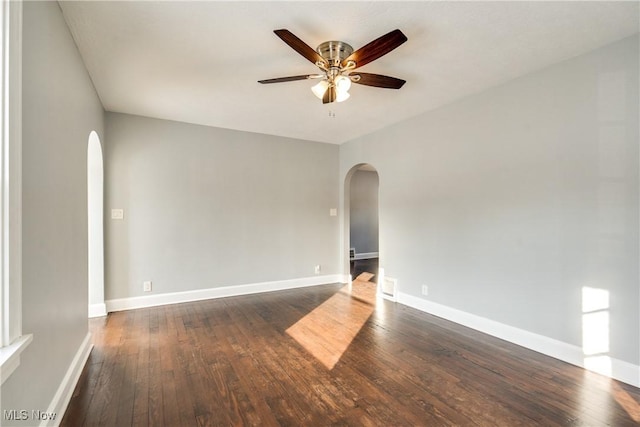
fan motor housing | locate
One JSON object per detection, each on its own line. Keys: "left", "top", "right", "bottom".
{"left": 316, "top": 41, "right": 354, "bottom": 67}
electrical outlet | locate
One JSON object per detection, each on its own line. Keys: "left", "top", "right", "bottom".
{"left": 421, "top": 285, "right": 428, "bottom": 296}
{"left": 143, "top": 281, "right": 152, "bottom": 292}
{"left": 111, "top": 209, "right": 124, "bottom": 220}
{"left": 314, "top": 265, "right": 321, "bottom": 275}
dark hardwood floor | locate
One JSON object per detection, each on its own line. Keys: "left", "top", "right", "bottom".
{"left": 62, "top": 276, "right": 640, "bottom": 426}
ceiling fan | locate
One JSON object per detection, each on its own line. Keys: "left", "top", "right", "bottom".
{"left": 258, "top": 29, "right": 407, "bottom": 104}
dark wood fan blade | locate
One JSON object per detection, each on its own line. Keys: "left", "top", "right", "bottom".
{"left": 274, "top": 29, "right": 327, "bottom": 67}
{"left": 341, "top": 29, "right": 407, "bottom": 69}
{"left": 258, "top": 75, "right": 317, "bottom": 84}
{"left": 352, "top": 72, "right": 406, "bottom": 89}
{"left": 322, "top": 85, "right": 336, "bottom": 104}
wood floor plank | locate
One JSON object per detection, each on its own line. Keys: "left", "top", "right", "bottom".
{"left": 88, "top": 313, "right": 127, "bottom": 427}
{"left": 113, "top": 352, "right": 137, "bottom": 427}
{"left": 131, "top": 310, "right": 150, "bottom": 427}
{"left": 62, "top": 276, "right": 640, "bottom": 426}
{"left": 59, "top": 354, "right": 103, "bottom": 427}
{"left": 148, "top": 308, "right": 164, "bottom": 427}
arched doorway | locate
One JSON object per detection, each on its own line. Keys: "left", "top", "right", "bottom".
{"left": 87, "top": 131, "right": 105, "bottom": 317}
{"left": 343, "top": 164, "right": 382, "bottom": 294}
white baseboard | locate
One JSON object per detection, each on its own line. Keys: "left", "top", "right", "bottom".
{"left": 88, "top": 303, "right": 107, "bottom": 318}
{"left": 353, "top": 252, "right": 379, "bottom": 260}
{"left": 106, "top": 274, "right": 348, "bottom": 313}
{"left": 338, "top": 274, "right": 352, "bottom": 284}
{"left": 397, "top": 292, "right": 640, "bottom": 388}
{"left": 42, "top": 333, "right": 93, "bottom": 427}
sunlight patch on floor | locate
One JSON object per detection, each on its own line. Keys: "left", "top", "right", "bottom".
{"left": 286, "top": 277, "right": 377, "bottom": 370}
{"left": 613, "top": 382, "right": 640, "bottom": 422}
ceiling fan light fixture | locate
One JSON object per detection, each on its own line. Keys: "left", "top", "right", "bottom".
{"left": 335, "top": 75, "right": 351, "bottom": 92}
{"left": 311, "top": 80, "right": 329, "bottom": 99}
{"left": 260, "top": 29, "right": 408, "bottom": 105}
{"left": 334, "top": 75, "right": 351, "bottom": 102}
{"left": 336, "top": 90, "right": 350, "bottom": 103}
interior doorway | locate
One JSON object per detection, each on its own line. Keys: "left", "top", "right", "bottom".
{"left": 87, "top": 131, "right": 106, "bottom": 317}
{"left": 344, "top": 164, "right": 380, "bottom": 286}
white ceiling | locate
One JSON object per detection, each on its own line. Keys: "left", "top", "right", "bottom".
{"left": 59, "top": 1, "right": 639, "bottom": 144}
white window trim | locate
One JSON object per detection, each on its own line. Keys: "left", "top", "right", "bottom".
{"left": 0, "top": 334, "right": 31, "bottom": 385}
{"left": 0, "top": 0, "right": 30, "bottom": 385}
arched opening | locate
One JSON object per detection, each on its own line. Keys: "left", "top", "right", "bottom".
{"left": 87, "top": 131, "right": 105, "bottom": 317}
{"left": 343, "top": 164, "right": 383, "bottom": 295}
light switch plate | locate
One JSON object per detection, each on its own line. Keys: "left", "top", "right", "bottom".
{"left": 329, "top": 208, "right": 337, "bottom": 217}
{"left": 111, "top": 209, "right": 124, "bottom": 220}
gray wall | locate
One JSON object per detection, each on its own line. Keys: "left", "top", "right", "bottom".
{"left": 104, "top": 113, "right": 339, "bottom": 301}
{"left": 340, "top": 35, "right": 639, "bottom": 365}
{"left": 1, "top": 0, "right": 104, "bottom": 420}
{"left": 349, "top": 170, "right": 379, "bottom": 255}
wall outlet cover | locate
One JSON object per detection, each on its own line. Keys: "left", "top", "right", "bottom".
{"left": 111, "top": 209, "right": 124, "bottom": 220}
